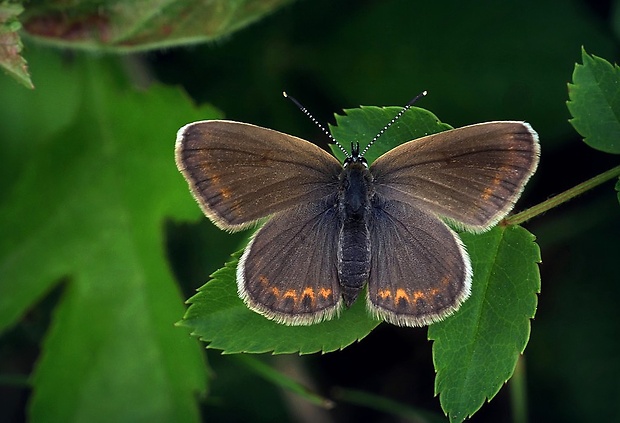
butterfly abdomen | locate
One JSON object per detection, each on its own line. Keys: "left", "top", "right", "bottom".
{"left": 338, "top": 162, "right": 373, "bottom": 307}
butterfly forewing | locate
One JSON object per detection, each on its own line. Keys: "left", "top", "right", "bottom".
{"left": 367, "top": 199, "right": 471, "bottom": 326}
{"left": 238, "top": 197, "right": 343, "bottom": 325}
{"left": 370, "top": 121, "right": 539, "bottom": 232}
{"left": 175, "top": 120, "right": 342, "bottom": 231}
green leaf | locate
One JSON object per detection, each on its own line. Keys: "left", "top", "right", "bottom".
{"left": 616, "top": 178, "right": 620, "bottom": 204}
{"left": 0, "top": 2, "right": 33, "bottom": 88}
{"left": 180, "top": 251, "right": 381, "bottom": 354}
{"left": 0, "top": 51, "right": 213, "bottom": 421}
{"left": 428, "top": 226, "right": 541, "bottom": 422}
{"left": 22, "top": 0, "right": 294, "bottom": 52}
{"left": 567, "top": 48, "right": 620, "bottom": 154}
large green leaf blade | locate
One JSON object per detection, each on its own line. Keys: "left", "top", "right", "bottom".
{"left": 0, "top": 51, "right": 213, "bottom": 422}
{"left": 428, "top": 226, "right": 541, "bottom": 422}
{"left": 567, "top": 48, "right": 620, "bottom": 154}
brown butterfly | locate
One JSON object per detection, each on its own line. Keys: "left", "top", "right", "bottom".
{"left": 175, "top": 95, "right": 539, "bottom": 327}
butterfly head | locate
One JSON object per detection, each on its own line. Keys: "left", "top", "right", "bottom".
{"left": 344, "top": 142, "right": 368, "bottom": 168}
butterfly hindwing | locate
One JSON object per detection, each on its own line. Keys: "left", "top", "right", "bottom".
{"left": 176, "top": 120, "right": 342, "bottom": 231}
{"left": 370, "top": 121, "right": 539, "bottom": 232}
{"left": 367, "top": 198, "right": 471, "bottom": 327}
{"left": 238, "top": 196, "right": 343, "bottom": 325}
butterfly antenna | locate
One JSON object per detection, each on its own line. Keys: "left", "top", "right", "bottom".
{"left": 283, "top": 92, "right": 350, "bottom": 158}
{"left": 360, "top": 90, "right": 428, "bottom": 157}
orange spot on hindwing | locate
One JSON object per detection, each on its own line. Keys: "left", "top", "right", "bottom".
{"left": 395, "top": 289, "right": 410, "bottom": 304}
{"left": 319, "top": 288, "right": 332, "bottom": 299}
{"left": 283, "top": 290, "right": 297, "bottom": 300}
{"left": 378, "top": 289, "right": 391, "bottom": 299}
{"left": 302, "top": 287, "right": 315, "bottom": 300}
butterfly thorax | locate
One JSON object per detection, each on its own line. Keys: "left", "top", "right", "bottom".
{"left": 337, "top": 159, "right": 373, "bottom": 307}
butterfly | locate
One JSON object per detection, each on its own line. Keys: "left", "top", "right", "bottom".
{"left": 175, "top": 93, "right": 539, "bottom": 327}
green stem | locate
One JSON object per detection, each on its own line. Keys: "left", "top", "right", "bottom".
{"left": 509, "top": 355, "right": 527, "bottom": 423}
{"left": 332, "top": 387, "right": 444, "bottom": 423}
{"left": 507, "top": 164, "right": 620, "bottom": 226}
{"left": 233, "top": 354, "right": 334, "bottom": 409}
